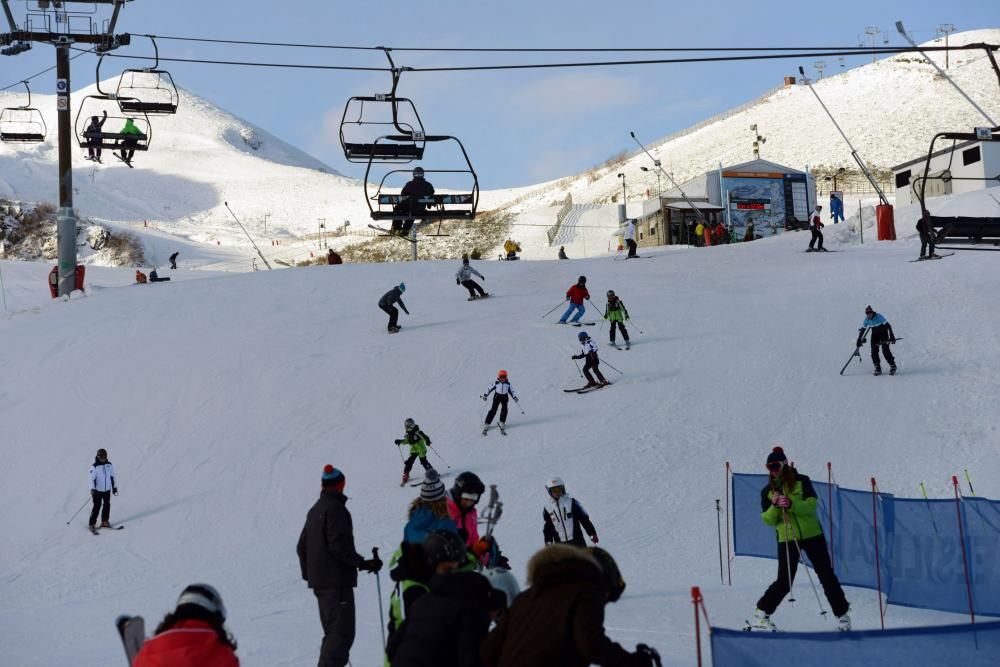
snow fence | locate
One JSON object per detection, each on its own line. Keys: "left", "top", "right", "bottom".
{"left": 731, "top": 472, "right": 1000, "bottom": 617}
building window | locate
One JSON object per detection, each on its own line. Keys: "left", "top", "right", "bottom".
{"left": 650, "top": 225, "right": 657, "bottom": 236}
{"left": 639, "top": 232, "right": 644, "bottom": 240}
{"left": 962, "top": 146, "right": 981, "bottom": 166}
{"left": 895, "top": 170, "right": 911, "bottom": 188}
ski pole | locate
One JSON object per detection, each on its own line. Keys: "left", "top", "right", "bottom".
{"left": 600, "top": 357, "right": 625, "bottom": 375}
{"left": 427, "top": 445, "right": 451, "bottom": 469}
{"left": 715, "top": 499, "right": 724, "bottom": 585}
{"left": 920, "top": 482, "right": 940, "bottom": 537}
{"left": 542, "top": 300, "right": 566, "bottom": 319}
{"left": 963, "top": 469, "right": 975, "bottom": 495}
{"left": 66, "top": 494, "right": 92, "bottom": 525}
{"left": 394, "top": 443, "right": 405, "bottom": 463}
{"left": 572, "top": 358, "right": 584, "bottom": 378}
{"left": 786, "top": 510, "right": 827, "bottom": 617}
{"left": 627, "top": 317, "right": 644, "bottom": 335}
{"left": 372, "top": 547, "right": 386, "bottom": 649}
{"left": 781, "top": 509, "right": 796, "bottom": 604}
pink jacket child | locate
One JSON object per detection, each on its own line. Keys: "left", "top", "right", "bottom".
{"left": 446, "top": 472, "right": 486, "bottom": 557}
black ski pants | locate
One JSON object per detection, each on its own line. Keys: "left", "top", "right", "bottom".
{"left": 120, "top": 137, "right": 137, "bottom": 162}
{"left": 314, "top": 586, "right": 355, "bottom": 667}
{"left": 809, "top": 228, "right": 824, "bottom": 250}
{"left": 919, "top": 228, "right": 935, "bottom": 257}
{"left": 403, "top": 453, "right": 431, "bottom": 474}
{"left": 379, "top": 304, "right": 399, "bottom": 330}
{"left": 391, "top": 203, "right": 424, "bottom": 235}
{"left": 757, "top": 532, "right": 849, "bottom": 617}
{"left": 89, "top": 490, "right": 111, "bottom": 526}
{"left": 583, "top": 356, "right": 607, "bottom": 384}
{"left": 609, "top": 321, "right": 630, "bottom": 344}
{"left": 461, "top": 279, "right": 486, "bottom": 298}
{"left": 485, "top": 394, "right": 509, "bottom": 424}
{"left": 626, "top": 239, "right": 638, "bottom": 258}
{"left": 871, "top": 339, "right": 895, "bottom": 368}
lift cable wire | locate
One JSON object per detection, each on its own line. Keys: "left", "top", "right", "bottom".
{"left": 1, "top": 48, "right": 95, "bottom": 92}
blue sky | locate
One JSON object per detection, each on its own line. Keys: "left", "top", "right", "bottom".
{"left": 2, "top": 1, "right": 996, "bottom": 188}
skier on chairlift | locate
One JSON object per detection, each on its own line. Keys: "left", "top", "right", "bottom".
{"left": 393, "top": 167, "right": 435, "bottom": 236}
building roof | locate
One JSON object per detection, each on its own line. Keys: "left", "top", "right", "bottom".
{"left": 891, "top": 139, "right": 980, "bottom": 172}
{"left": 663, "top": 201, "right": 725, "bottom": 211}
{"left": 721, "top": 158, "right": 806, "bottom": 176}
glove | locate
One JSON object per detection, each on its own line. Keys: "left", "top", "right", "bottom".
{"left": 482, "top": 394, "right": 488, "bottom": 401}
{"left": 482, "top": 276, "right": 486, "bottom": 280}
{"left": 890, "top": 337, "right": 896, "bottom": 344}
{"left": 856, "top": 338, "right": 863, "bottom": 347}
{"left": 394, "top": 439, "right": 402, "bottom": 445}
{"left": 112, "top": 487, "right": 118, "bottom": 496}
{"left": 360, "top": 557, "right": 383, "bottom": 574}
{"left": 634, "top": 644, "right": 662, "bottom": 667}
{"left": 590, "top": 534, "right": 599, "bottom": 544}
{"left": 625, "top": 315, "right": 630, "bottom": 321}
{"left": 91, "top": 489, "right": 99, "bottom": 498}
{"left": 513, "top": 396, "right": 519, "bottom": 403}
{"left": 776, "top": 496, "right": 791, "bottom": 509}
{"left": 472, "top": 537, "right": 492, "bottom": 557}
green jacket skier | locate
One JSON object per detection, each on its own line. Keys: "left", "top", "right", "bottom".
{"left": 395, "top": 418, "right": 432, "bottom": 484}
{"left": 602, "top": 290, "right": 631, "bottom": 348}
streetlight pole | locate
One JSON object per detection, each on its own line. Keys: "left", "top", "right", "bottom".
{"left": 617, "top": 172, "right": 626, "bottom": 208}
{"left": 938, "top": 23, "right": 956, "bottom": 69}
{"left": 864, "top": 26, "right": 881, "bottom": 64}
{"left": 318, "top": 219, "right": 326, "bottom": 248}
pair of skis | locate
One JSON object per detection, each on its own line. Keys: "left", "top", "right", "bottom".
{"left": 369, "top": 224, "right": 416, "bottom": 243}
{"left": 563, "top": 382, "right": 611, "bottom": 394}
{"left": 909, "top": 252, "right": 954, "bottom": 262}
{"left": 89, "top": 524, "right": 125, "bottom": 534}
{"left": 482, "top": 423, "right": 507, "bottom": 436}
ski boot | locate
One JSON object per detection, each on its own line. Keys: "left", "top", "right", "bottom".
{"left": 837, "top": 613, "right": 852, "bottom": 631}
{"left": 889, "top": 364, "right": 897, "bottom": 375}
{"left": 625, "top": 340, "right": 631, "bottom": 350}
{"left": 400, "top": 471, "right": 410, "bottom": 486}
{"left": 482, "top": 423, "right": 489, "bottom": 436}
{"left": 100, "top": 521, "right": 111, "bottom": 528}
{"left": 748, "top": 609, "right": 777, "bottom": 632}
{"left": 873, "top": 366, "right": 882, "bottom": 376}
{"left": 498, "top": 422, "right": 507, "bottom": 435}
{"left": 584, "top": 381, "right": 599, "bottom": 388}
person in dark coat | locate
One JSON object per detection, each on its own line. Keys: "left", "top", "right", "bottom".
{"left": 807, "top": 205, "right": 826, "bottom": 252}
{"left": 387, "top": 569, "right": 506, "bottom": 667}
{"left": 297, "top": 465, "right": 382, "bottom": 667}
{"left": 84, "top": 110, "right": 108, "bottom": 162}
{"left": 558, "top": 246, "right": 568, "bottom": 260}
{"left": 915, "top": 216, "right": 940, "bottom": 260}
{"left": 480, "top": 544, "right": 659, "bottom": 667}
{"left": 327, "top": 249, "right": 343, "bottom": 265}
{"left": 393, "top": 167, "right": 435, "bottom": 235}
{"left": 169, "top": 252, "right": 179, "bottom": 269}
{"left": 858, "top": 305, "right": 897, "bottom": 376}
{"left": 378, "top": 282, "right": 409, "bottom": 333}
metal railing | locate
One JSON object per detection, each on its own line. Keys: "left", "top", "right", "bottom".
{"left": 546, "top": 194, "right": 573, "bottom": 245}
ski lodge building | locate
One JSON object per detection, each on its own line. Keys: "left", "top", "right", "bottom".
{"left": 892, "top": 139, "right": 1000, "bottom": 204}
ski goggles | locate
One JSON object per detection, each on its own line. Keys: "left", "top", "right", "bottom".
{"left": 460, "top": 492, "right": 481, "bottom": 503}
{"left": 765, "top": 461, "right": 784, "bottom": 472}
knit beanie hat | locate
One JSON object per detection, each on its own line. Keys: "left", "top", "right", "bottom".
{"left": 420, "top": 469, "right": 446, "bottom": 502}
{"left": 322, "top": 464, "right": 345, "bottom": 488}
{"left": 766, "top": 446, "right": 788, "bottom": 466}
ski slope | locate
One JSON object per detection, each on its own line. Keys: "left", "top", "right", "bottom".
{"left": 1, "top": 187, "right": 998, "bottom": 665}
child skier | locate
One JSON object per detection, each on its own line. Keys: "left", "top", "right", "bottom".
{"left": 558, "top": 276, "right": 590, "bottom": 324}
{"left": 858, "top": 305, "right": 897, "bottom": 376}
{"left": 572, "top": 331, "right": 608, "bottom": 388}
{"left": 88, "top": 448, "right": 118, "bottom": 532}
{"left": 603, "top": 290, "right": 631, "bottom": 349}
{"left": 456, "top": 255, "right": 488, "bottom": 300}
{"left": 395, "top": 418, "right": 433, "bottom": 485}
{"left": 482, "top": 370, "right": 518, "bottom": 435}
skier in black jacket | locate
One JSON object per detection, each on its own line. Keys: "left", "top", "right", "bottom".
{"left": 378, "top": 283, "right": 409, "bottom": 333}
{"left": 393, "top": 167, "right": 436, "bottom": 235}
{"left": 297, "top": 465, "right": 382, "bottom": 667}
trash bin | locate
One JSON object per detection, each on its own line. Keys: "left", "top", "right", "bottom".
{"left": 876, "top": 204, "right": 897, "bottom": 241}
{"left": 74, "top": 265, "right": 86, "bottom": 293}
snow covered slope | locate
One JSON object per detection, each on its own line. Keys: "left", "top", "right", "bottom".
{"left": 2, "top": 186, "right": 998, "bottom": 665}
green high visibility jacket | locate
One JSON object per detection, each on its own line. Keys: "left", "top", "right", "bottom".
{"left": 760, "top": 473, "right": 823, "bottom": 543}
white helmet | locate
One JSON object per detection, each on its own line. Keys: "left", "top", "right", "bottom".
{"left": 482, "top": 567, "right": 521, "bottom": 608}
{"left": 545, "top": 477, "right": 565, "bottom": 491}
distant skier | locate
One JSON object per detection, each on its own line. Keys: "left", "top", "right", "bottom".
{"left": 858, "top": 305, "right": 897, "bottom": 376}
{"left": 378, "top": 282, "right": 409, "bottom": 333}
{"left": 396, "top": 418, "right": 434, "bottom": 485}
{"left": 84, "top": 110, "right": 108, "bottom": 162}
{"left": 603, "top": 290, "right": 630, "bottom": 349}
{"left": 807, "top": 204, "right": 826, "bottom": 252}
{"left": 149, "top": 269, "right": 171, "bottom": 283}
{"left": 624, "top": 219, "right": 638, "bottom": 258}
{"left": 829, "top": 192, "right": 845, "bottom": 224}
{"left": 393, "top": 167, "right": 435, "bottom": 235}
{"left": 88, "top": 448, "right": 117, "bottom": 532}
{"left": 750, "top": 447, "right": 850, "bottom": 632}
{"left": 327, "top": 248, "right": 343, "bottom": 265}
{"left": 117, "top": 118, "right": 144, "bottom": 166}
{"left": 133, "top": 584, "right": 239, "bottom": 667}
{"left": 572, "top": 331, "right": 608, "bottom": 388}
{"left": 482, "top": 370, "right": 518, "bottom": 435}
{"left": 542, "top": 477, "right": 598, "bottom": 547}
{"left": 135, "top": 270, "right": 147, "bottom": 284}
{"left": 558, "top": 246, "right": 568, "bottom": 260}
{"left": 169, "top": 251, "right": 179, "bottom": 269}
{"left": 503, "top": 238, "right": 521, "bottom": 260}
{"left": 743, "top": 221, "right": 756, "bottom": 242}
{"left": 456, "top": 254, "right": 488, "bottom": 300}
{"left": 557, "top": 276, "right": 590, "bottom": 324}
{"left": 915, "top": 216, "right": 940, "bottom": 260}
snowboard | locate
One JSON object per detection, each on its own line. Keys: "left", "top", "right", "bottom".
{"left": 468, "top": 294, "right": 491, "bottom": 301}
{"left": 116, "top": 615, "right": 145, "bottom": 665}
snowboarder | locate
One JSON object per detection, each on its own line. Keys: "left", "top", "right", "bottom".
{"left": 603, "top": 291, "right": 630, "bottom": 349}
{"left": 807, "top": 205, "right": 825, "bottom": 251}
{"left": 482, "top": 370, "right": 518, "bottom": 434}
{"left": 393, "top": 167, "right": 435, "bottom": 235}
{"left": 327, "top": 248, "right": 343, "bottom": 265}
{"left": 84, "top": 110, "right": 108, "bottom": 162}
{"left": 135, "top": 270, "right": 147, "bottom": 284}
{"left": 396, "top": 418, "right": 434, "bottom": 485}
{"left": 148, "top": 269, "right": 171, "bottom": 283}
{"left": 117, "top": 118, "right": 144, "bottom": 166}
{"left": 572, "top": 331, "right": 607, "bottom": 387}
{"left": 503, "top": 238, "right": 521, "bottom": 260}
{"left": 751, "top": 447, "right": 850, "bottom": 632}
{"left": 404, "top": 470, "right": 459, "bottom": 543}
{"left": 297, "top": 464, "right": 383, "bottom": 667}
{"left": 169, "top": 252, "right": 179, "bottom": 269}
{"left": 557, "top": 276, "right": 590, "bottom": 324}
{"left": 858, "top": 305, "right": 897, "bottom": 376}
{"left": 915, "top": 216, "right": 940, "bottom": 260}
{"left": 624, "top": 219, "right": 638, "bottom": 258}
{"left": 447, "top": 471, "right": 486, "bottom": 550}
{"left": 456, "top": 254, "right": 487, "bottom": 299}
{"left": 378, "top": 282, "right": 409, "bottom": 333}
{"left": 88, "top": 448, "right": 118, "bottom": 531}
{"left": 558, "top": 246, "right": 568, "bottom": 260}
{"left": 542, "top": 477, "right": 598, "bottom": 547}
{"left": 133, "top": 584, "right": 239, "bottom": 667}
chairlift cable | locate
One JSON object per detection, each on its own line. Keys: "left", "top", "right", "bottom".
{"left": 1, "top": 48, "right": 94, "bottom": 91}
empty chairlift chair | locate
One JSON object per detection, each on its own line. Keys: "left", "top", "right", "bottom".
{"left": 0, "top": 81, "right": 46, "bottom": 144}
{"left": 115, "top": 37, "right": 179, "bottom": 115}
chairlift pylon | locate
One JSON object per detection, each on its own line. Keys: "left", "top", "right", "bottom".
{"left": 115, "top": 36, "right": 179, "bottom": 115}
{"left": 339, "top": 49, "right": 426, "bottom": 163}
{"left": 0, "top": 81, "right": 47, "bottom": 144}
{"left": 74, "top": 54, "right": 152, "bottom": 160}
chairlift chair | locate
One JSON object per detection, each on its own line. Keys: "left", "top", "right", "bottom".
{"left": 0, "top": 81, "right": 46, "bottom": 144}
{"left": 115, "top": 37, "right": 179, "bottom": 115}
{"left": 74, "top": 56, "right": 152, "bottom": 157}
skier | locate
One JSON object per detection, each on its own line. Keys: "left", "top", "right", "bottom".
{"left": 915, "top": 216, "right": 940, "bottom": 260}
{"left": 169, "top": 251, "right": 179, "bottom": 269}
{"left": 117, "top": 117, "right": 144, "bottom": 166}
{"left": 447, "top": 472, "right": 486, "bottom": 550}
{"left": 297, "top": 464, "right": 383, "bottom": 667}
{"left": 558, "top": 246, "right": 568, "bottom": 260}
{"left": 327, "top": 248, "right": 343, "bottom": 265}
{"left": 624, "top": 219, "right": 638, "bottom": 258}
{"left": 542, "top": 477, "right": 598, "bottom": 547}
{"left": 133, "top": 583, "right": 239, "bottom": 667}
{"left": 557, "top": 276, "right": 590, "bottom": 324}
{"left": 393, "top": 167, "right": 435, "bottom": 235}
{"left": 807, "top": 204, "right": 826, "bottom": 252}
{"left": 404, "top": 469, "right": 459, "bottom": 544}
{"left": 572, "top": 331, "right": 608, "bottom": 388}
{"left": 603, "top": 290, "right": 631, "bottom": 349}
{"left": 88, "top": 448, "right": 118, "bottom": 532}
{"left": 751, "top": 447, "right": 850, "bottom": 632}
{"left": 396, "top": 418, "right": 434, "bottom": 485}
{"left": 482, "top": 370, "right": 518, "bottom": 435}
{"left": 503, "top": 238, "right": 521, "bottom": 260}
{"left": 378, "top": 282, "right": 409, "bottom": 333}
{"left": 84, "top": 110, "right": 108, "bottom": 162}
{"left": 858, "top": 305, "right": 897, "bottom": 376}
{"left": 456, "top": 254, "right": 488, "bottom": 300}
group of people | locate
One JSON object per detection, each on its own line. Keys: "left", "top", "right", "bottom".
{"left": 134, "top": 251, "right": 179, "bottom": 284}
{"left": 83, "top": 111, "right": 145, "bottom": 167}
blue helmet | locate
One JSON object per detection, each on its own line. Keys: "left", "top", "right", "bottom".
{"left": 399, "top": 282, "right": 406, "bottom": 293}
{"left": 578, "top": 331, "right": 589, "bottom": 341}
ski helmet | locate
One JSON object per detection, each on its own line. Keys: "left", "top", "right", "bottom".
{"left": 607, "top": 290, "right": 616, "bottom": 298}
{"left": 398, "top": 282, "right": 406, "bottom": 293}
{"left": 482, "top": 567, "right": 521, "bottom": 608}
{"left": 577, "top": 275, "right": 587, "bottom": 284}
{"left": 176, "top": 583, "right": 227, "bottom": 622}
{"left": 422, "top": 529, "right": 467, "bottom": 569}
{"left": 578, "top": 331, "right": 589, "bottom": 341}
{"left": 404, "top": 418, "right": 416, "bottom": 432}
{"left": 587, "top": 547, "right": 626, "bottom": 602}
{"left": 96, "top": 448, "right": 108, "bottom": 459}
{"left": 545, "top": 477, "right": 565, "bottom": 495}
{"left": 452, "top": 471, "right": 485, "bottom": 501}
{"left": 497, "top": 369, "right": 508, "bottom": 379}
{"left": 413, "top": 167, "right": 425, "bottom": 178}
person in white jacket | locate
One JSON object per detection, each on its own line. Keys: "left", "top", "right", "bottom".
{"left": 89, "top": 448, "right": 117, "bottom": 530}
{"left": 456, "top": 255, "right": 488, "bottom": 300}
{"left": 481, "top": 369, "right": 518, "bottom": 434}
{"left": 624, "top": 219, "right": 638, "bottom": 258}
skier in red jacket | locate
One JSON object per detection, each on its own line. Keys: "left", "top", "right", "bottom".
{"left": 134, "top": 583, "right": 239, "bottom": 666}
{"left": 557, "top": 276, "right": 590, "bottom": 324}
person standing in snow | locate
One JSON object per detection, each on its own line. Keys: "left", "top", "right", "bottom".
{"left": 169, "top": 251, "right": 179, "bottom": 269}
{"left": 447, "top": 472, "right": 486, "bottom": 550}
{"left": 915, "top": 216, "right": 939, "bottom": 260}
{"left": 404, "top": 470, "right": 459, "bottom": 543}
{"left": 378, "top": 282, "right": 409, "bottom": 333}
{"left": 858, "top": 305, "right": 897, "bottom": 376}
{"left": 133, "top": 584, "right": 239, "bottom": 667}
{"left": 393, "top": 167, "right": 435, "bottom": 235}
{"left": 482, "top": 370, "right": 518, "bottom": 434}
{"left": 542, "top": 477, "right": 598, "bottom": 547}
{"left": 572, "top": 331, "right": 608, "bottom": 388}
{"left": 89, "top": 448, "right": 117, "bottom": 531}
{"left": 456, "top": 254, "right": 488, "bottom": 300}
{"left": 557, "top": 276, "right": 590, "bottom": 324}
{"left": 624, "top": 219, "right": 638, "bottom": 258}
{"left": 830, "top": 192, "right": 845, "bottom": 224}
{"left": 807, "top": 204, "right": 825, "bottom": 252}
{"left": 396, "top": 418, "right": 434, "bottom": 485}
{"left": 751, "top": 447, "right": 850, "bottom": 632}
{"left": 602, "top": 291, "right": 630, "bottom": 350}
{"left": 297, "top": 464, "right": 383, "bottom": 667}
{"left": 558, "top": 246, "right": 568, "bottom": 260}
